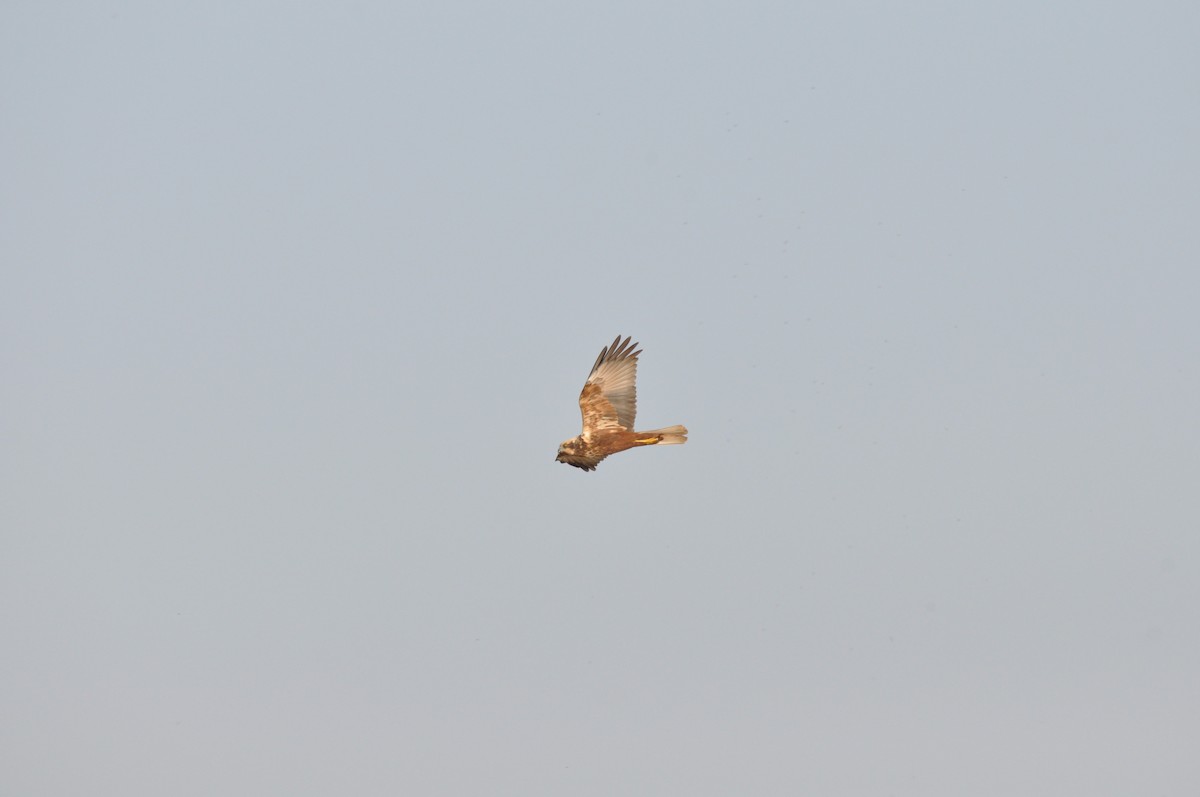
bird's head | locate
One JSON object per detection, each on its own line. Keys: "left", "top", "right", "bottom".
{"left": 556, "top": 437, "right": 580, "bottom": 462}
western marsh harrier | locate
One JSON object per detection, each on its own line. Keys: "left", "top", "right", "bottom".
{"left": 556, "top": 335, "right": 688, "bottom": 471}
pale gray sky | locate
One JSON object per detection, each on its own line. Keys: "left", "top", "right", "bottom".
{"left": 3, "top": 2, "right": 1199, "bottom": 795}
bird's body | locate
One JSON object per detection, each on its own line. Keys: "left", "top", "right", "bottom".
{"left": 556, "top": 335, "right": 688, "bottom": 471}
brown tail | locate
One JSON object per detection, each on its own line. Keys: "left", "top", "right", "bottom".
{"left": 634, "top": 425, "right": 688, "bottom": 446}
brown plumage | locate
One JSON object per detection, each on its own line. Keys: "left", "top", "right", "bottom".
{"left": 556, "top": 335, "right": 688, "bottom": 471}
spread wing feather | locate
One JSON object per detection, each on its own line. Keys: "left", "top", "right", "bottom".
{"left": 579, "top": 335, "right": 640, "bottom": 435}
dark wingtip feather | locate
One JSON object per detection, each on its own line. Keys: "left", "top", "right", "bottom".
{"left": 614, "top": 335, "right": 639, "bottom": 360}
{"left": 589, "top": 334, "right": 642, "bottom": 376}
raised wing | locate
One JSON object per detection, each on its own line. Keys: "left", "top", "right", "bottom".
{"left": 578, "top": 335, "right": 640, "bottom": 435}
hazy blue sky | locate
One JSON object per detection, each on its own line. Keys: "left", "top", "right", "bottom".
{"left": 4, "top": 2, "right": 1198, "bottom": 794}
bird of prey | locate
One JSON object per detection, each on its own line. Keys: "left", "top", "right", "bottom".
{"left": 556, "top": 335, "right": 688, "bottom": 471}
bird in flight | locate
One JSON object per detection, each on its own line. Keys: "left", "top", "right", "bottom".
{"left": 556, "top": 335, "right": 688, "bottom": 471}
